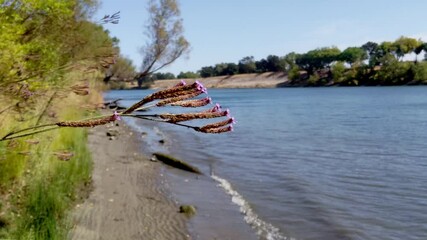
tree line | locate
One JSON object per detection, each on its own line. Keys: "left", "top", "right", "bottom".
{"left": 151, "top": 36, "right": 427, "bottom": 86}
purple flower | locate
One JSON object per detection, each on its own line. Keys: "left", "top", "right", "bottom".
{"left": 175, "top": 80, "right": 187, "bottom": 87}
{"left": 228, "top": 125, "right": 234, "bottom": 132}
{"left": 210, "top": 103, "right": 221, "bottom": 112}
{"left": 195, "top": 80, "right": 208, "bottom": 94}
{"left": 113, "top": 111, "right": 121, "bottom": 121}
{"left": 223, "top": 109, "right": 230, "bottom": 117}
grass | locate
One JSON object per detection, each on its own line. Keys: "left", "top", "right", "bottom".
{"left": 0, "top": 71, "right": 102, "bottom": 239}
{"left": 15, "top": 127, "right": 92, "bottom": 240}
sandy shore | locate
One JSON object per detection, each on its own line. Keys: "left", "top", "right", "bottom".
{"left": 70, "top": 122, "right": 190, "bottom": 240}
{"left": 125, "top": 72, "right": 289, "bottom": 89}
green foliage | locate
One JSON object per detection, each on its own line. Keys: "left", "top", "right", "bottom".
{"left": 371, "top": 55, "right": 412, "bottom": 85}
{"left": 339, "top": 47, "right": 367, "bottom": 65}
{"left": 110, "top": 55, "right": 136, "bottom": 81}
{"left": 296, "top": 46, "right": 341, "bottom": 73}
{"left": 393, "top": 36, "right": 422, "bottom": 60}
{"left": 288, "top": 66, "right": 301, "bottom": 81}
{"left": 307, "top": 72, "right": 320, "bottom": 86}
{"left": 238, "top": 56, "right": 256, "bottom": 73}
{"left": 331, "top": 61, "right": 346, "bottom": 84}
{"left": 199, "top": 66, "right": 215, "bottom": 78}
{"left": 0, "top": 0, "right": 115, "bottom": 238}
{"left": 177, "top": 71, "right": 199, "bottom": 79}
{"left": 15, "top": 127, "right": 92, "bottom": 240}
{"left": 412, "top": 62, "right": 427, "bottom": 83}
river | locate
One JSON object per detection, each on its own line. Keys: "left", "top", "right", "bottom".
{"left": 106, "top": 86, "right": 427, "bottom": 240}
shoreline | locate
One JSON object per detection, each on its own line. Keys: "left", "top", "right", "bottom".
{"left": 70, "top": 120, "right": 190, "bottom": 239}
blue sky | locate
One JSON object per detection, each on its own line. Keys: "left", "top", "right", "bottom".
{"left": 94, "top": 0, "right": 427, "bottom": 75}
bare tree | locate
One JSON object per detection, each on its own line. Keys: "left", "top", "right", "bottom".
{"left": 137, "top": 0, "right": 190, "bottom": 87}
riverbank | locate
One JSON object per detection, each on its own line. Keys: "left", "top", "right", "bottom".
{"left": 153, "top": 72, "right": 288, "bottom": 89}
{"left": 70, "top": 120, "right": 190, "bottom": 240}
{"left": 119, "top": 72, "right": 289, "bottom": 89}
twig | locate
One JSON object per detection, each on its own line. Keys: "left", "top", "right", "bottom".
{"left": 35, "top": 91, "right": 57, "bottom": 126}
{"left": 1, "top": 127, "right": 59, "bottom": 141}
{"left": 121, "top": 114, "right": 199, "bottom": 130}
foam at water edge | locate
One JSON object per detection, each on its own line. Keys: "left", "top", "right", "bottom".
{"left": 211, "top": 174, "right": 294, "bottom": 240}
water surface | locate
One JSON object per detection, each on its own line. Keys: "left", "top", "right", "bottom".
{"left": 106, "top": 86, "right": 427, "bottom": 240}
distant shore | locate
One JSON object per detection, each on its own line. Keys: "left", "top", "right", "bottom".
{"left": 119, "top": 72, "right": 289, "bottom": 89}
{"left": 115, "top": 70, "right": 427, "bottom": 90}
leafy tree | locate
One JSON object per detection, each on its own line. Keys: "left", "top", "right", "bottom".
{"left": 266, "top": 55, "right": 285, "bottom": 72}
{"left": 177, "top": 71, "right": 199, "bottom": 78}
{"left": 255, "top": 59, "right": 268, "bottom": 73}
{"left": 287, "top": 65, "right": 301, "bottom": 81}
{"left": 361, "top": 41, "right": 379, "bottom": 66}
{"left": 110, "top": 55, "right": 136, "bottom": 81}
{"left": 372, "top": 54, "right": 411, "bottom": 85}
{"left": 339, "top": 47, "right": 367, "bottom": 66}
{"left": 283, "top": 52, "right": 299, "bottom": 71}
{"left": 393, "top": 36, "right": 422, "bottom": 60}
{"left": 368, "top": 41, "right": 396, "bottom": 66}
{"left": 199, "top": 66, "right": 215, "bottom": 78}
{"left": 412, "top": 62, "right": 427, "bottom": 83}
{"left": 296, "top": 47, "right": 341, "bottom": 74}
{"left": 214, "top": 63, "right": 227, "bottom": 76}
{"left": 414, "top": 42, "right": 427, "bottom": 61}
{"left": 223, "top": 63, "right": 238, "bottom": 75}
{"left": 331, "top": 61, "right": 346, "bottom": 84}
{"left": 137, "top": 0, "right": 190, "bottom": 87}
{"left": 238, "top": 56, "right": 256, "bottom": 73}
{"left": 151, "top": 72, "right": 175, "bottom": 79}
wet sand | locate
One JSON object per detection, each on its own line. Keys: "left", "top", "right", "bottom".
{"left": 70, "top": 122, "right": 190, "bottom": 240}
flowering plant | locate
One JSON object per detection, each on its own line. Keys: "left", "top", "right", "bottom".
{"left": 0, "top": 80, "right": 235, "bottom": 141}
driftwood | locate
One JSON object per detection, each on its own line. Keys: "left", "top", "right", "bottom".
{"left": 103, "top": 98, "right": 126, "bottom": 110}
{"left": 153, "top": 153, "right": 202, "bottom": 174}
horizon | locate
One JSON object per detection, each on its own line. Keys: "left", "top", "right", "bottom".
{"left": 95, "top": 0, "right": 427, "bottom": 75}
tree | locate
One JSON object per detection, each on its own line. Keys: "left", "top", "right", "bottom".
{"left": 283, "top": 52, "right": 299, "bottom": 71}
{"left": 339, "top": 47, "right": 367, "bottom": 66}
{"left": 393, "top": 36, "right": 422, "bottom": 60}
{"left": 238, "top": 56, "right": 256, "bottom": 73}
{"left": 199, "top": 66, "right": 214, "bottom": 78}
{"left": 361, "top": 41, "right": 379, "bottom": 66}
{"left": 177, "top": 71, "right": 199, "bottom": 78}
{"left": 414, "top": 42, "right": 427, "bottom": 62}
{"left": 296, "top": 47, "right": 341, "bottom": 74}
{"left": 151, "top": 72, "right": 175, "bottom": 80}
{"left": 255, "top": 59, "right": 268, "bottom": 73}
{"left": 137, "top": 0, "right": 190, "bottom": 87}
{"left": 266, "top": 55, "right": 285, "bottom": 72}
{"left": 368, "top": 41, "right": 396, "bottom": 66}
{"left": 223, "top": 63, "right": 238, "bottom": 75}
{"left": 110, "top": 55, "right": 136, "bottom": 81}
{"left": 331, "top": 61, "right": 346, "bottom": 84}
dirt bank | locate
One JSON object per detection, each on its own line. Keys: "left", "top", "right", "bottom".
{"left": 148, "top": 72, "right": 289, "bottom": 89}
{"left": 70, "top": 122, "right": 189, "bottom": 240}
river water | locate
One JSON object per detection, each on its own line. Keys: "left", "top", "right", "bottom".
{"left": 106, "top": 86, "right": 427, "bottom": 240}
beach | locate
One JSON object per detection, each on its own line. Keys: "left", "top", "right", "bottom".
{"left": 70, "top": 121, "right": 190, "bottom": 240}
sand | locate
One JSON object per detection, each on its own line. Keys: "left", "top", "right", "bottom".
{"left": 124, "top": 72, "right": 289, "bottom": 89}
{"left": 70, "top": 122, "right": 190, "bottom": 240}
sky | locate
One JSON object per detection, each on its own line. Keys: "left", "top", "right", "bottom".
{"left": 94, "top": 0, "right": 427, "bottom": 75}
